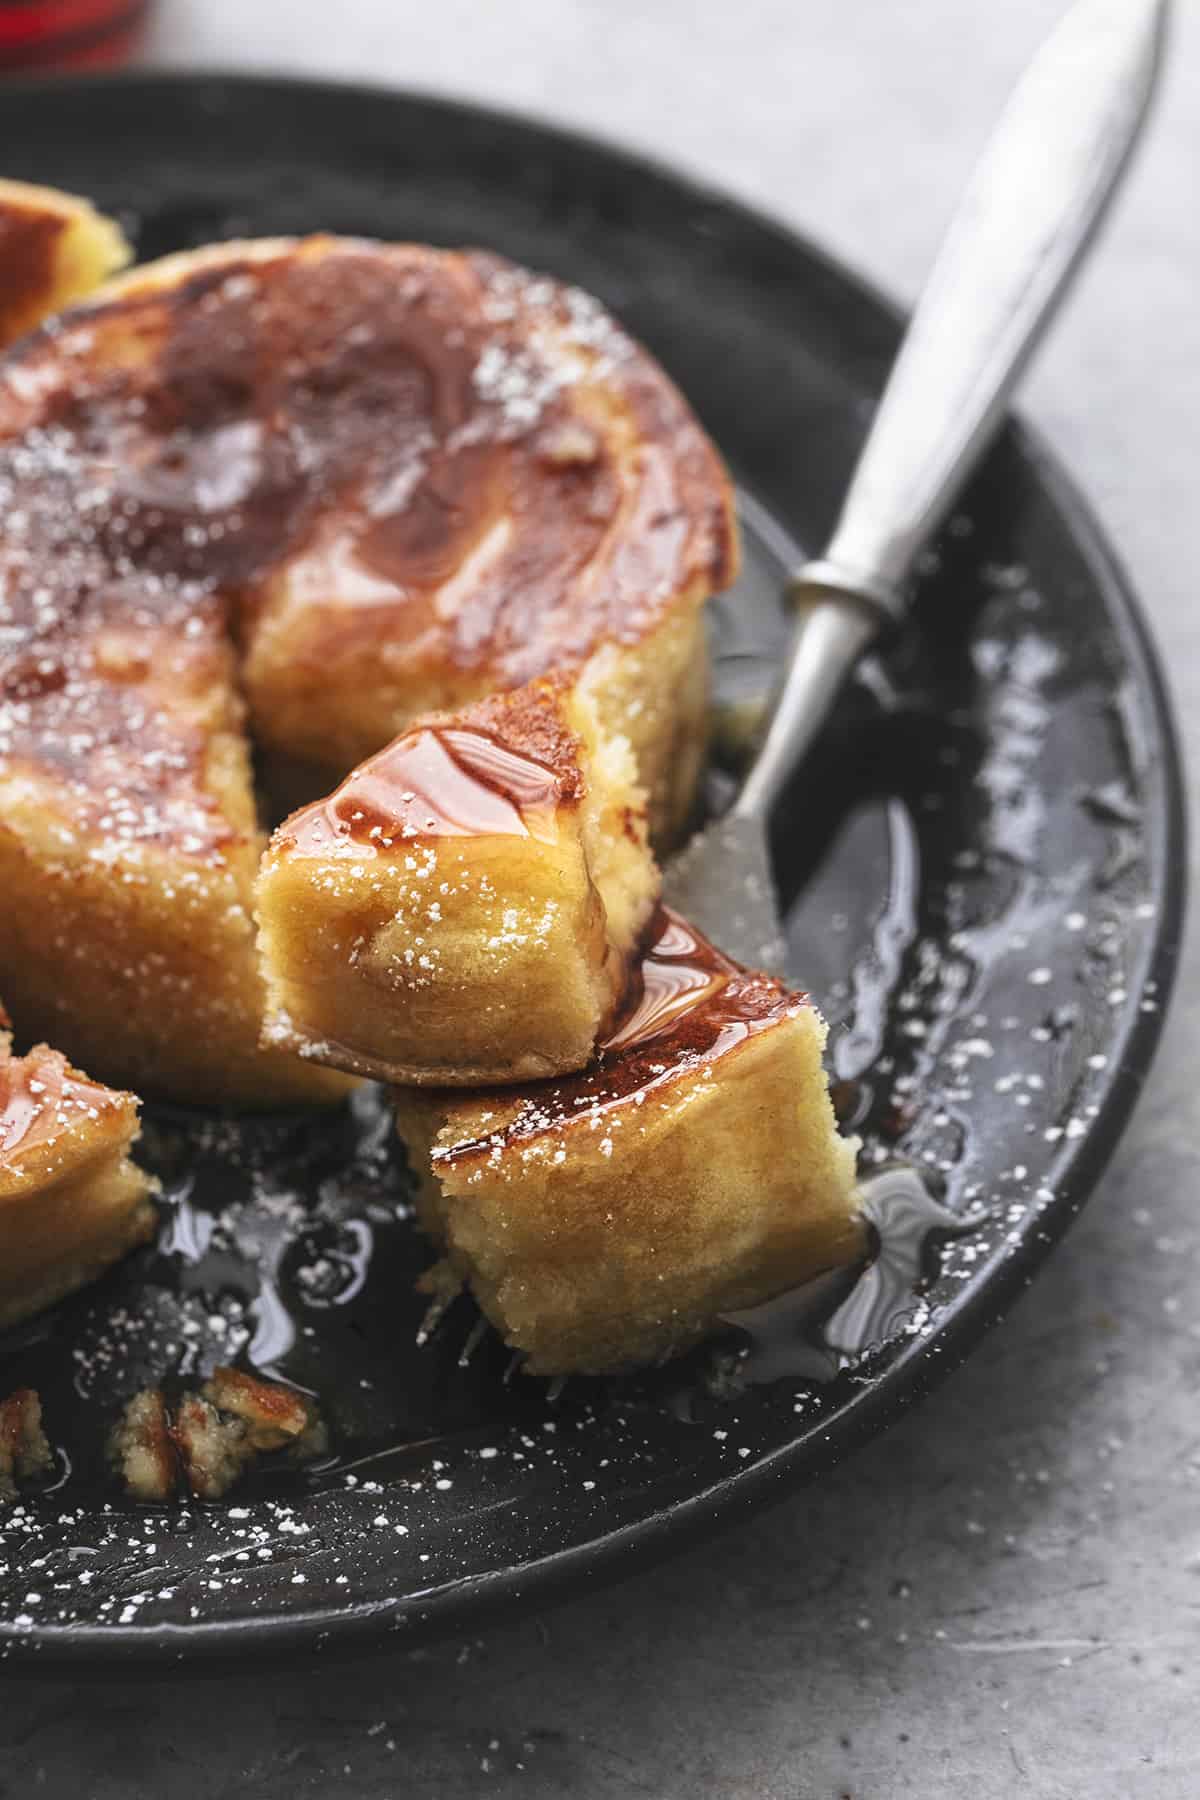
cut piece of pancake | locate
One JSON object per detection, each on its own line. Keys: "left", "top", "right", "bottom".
{"left": 0, "top": 234, "right": 736, "bottom": 1105}
{"left": 0, "top": 576, "right": 352, "bottom": 1107}
{"left": 395, "top": 909, "right": 863, "bottom": 1375}
{"left": 0, "top": 1027, "right": 158, "bottom": 1329}
{"left": 0, "top": 177, "right": 130, "bottom": 349}
{"left": 0, "top": 195, "right": 340, "bottom": 1105}
{"left": 256, "top": 676, "right": 660, "bottom": 1085}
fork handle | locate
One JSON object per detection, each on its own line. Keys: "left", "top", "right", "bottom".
{"left": 736, "top": 0, "right": 1168, "bottom": 824}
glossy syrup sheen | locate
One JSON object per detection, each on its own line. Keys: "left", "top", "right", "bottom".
{"left": 0, "top": 1046, "right": 121, "bottom": 1161}
{"left": 725, "top": 1167, "right": 976, "bottom": 1384}
{"left": 0, "top": 239, "right": 735, "bottom": 854}
{"left": 281, "top": 723, "right": 565, "bottom": 856}
{"left": 601, "top": 908, "right": 737, "bottom": 1049}
{"left": 434, "top": 907, "right": 804, "bottom": 1162}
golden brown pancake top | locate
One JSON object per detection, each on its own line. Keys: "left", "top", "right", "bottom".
{"left": 0, "top": 1039, "right": 133, "bottom": 1167}
{"left": 0, "top": 238, "right": 735, "bottom": 859}
{"left": 276, "top": 679, "right": 583, "bottom": 859}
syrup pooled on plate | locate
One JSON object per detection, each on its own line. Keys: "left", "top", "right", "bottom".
{"left": 726, "top": 1165, "right": 978, "bottom": 1385}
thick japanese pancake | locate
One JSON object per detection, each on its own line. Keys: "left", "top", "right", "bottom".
{"left": 395, "top": 910, "right": 863, "bottom": 1375}
{"left": 0, "top": 177, "right": 130, "bottom": 349}
{"left": 257, "top": 675, "right": 659, "bottom": 1085}
{"left": 0, "top": 1023, "right": 157, "bottom": 1330}
{"left": 0, "top": 235, "right": 735, "bottom": 1105}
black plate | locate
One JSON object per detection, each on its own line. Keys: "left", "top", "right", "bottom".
{"left": 0, "top": 73, "right": 1185, "bottom": 1667}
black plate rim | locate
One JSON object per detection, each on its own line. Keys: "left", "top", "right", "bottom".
{"left": 0, "top": 69, "right": 1187, "bottom": 1668}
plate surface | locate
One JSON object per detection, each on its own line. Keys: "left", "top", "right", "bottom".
{"left": 0, "top": 73, "right": 1185, "bottom": 1666}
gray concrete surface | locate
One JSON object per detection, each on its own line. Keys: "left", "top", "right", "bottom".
{"left": 4, "top": 1, "right": 1200, "bottom": 1795}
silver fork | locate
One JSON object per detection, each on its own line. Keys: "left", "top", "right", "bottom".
{"left": 665, "top": 0, "right": 1170, "bottom": 969}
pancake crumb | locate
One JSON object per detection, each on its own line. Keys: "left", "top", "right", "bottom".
{"left": 0, "top": 1389, "right": 51, "bottom": 1505}
{"left": 108, "top": 1371, "right": 327, "bottom": 1503}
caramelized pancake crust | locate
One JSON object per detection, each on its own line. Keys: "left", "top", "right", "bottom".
{"left": 0, "top": 177, "right": 130, "bottom": 350}
{"left": 282, "top": 700, "right": 574, "bottom": 858}
{"left": 1, "top": 1037, "right": 124, "bottom": 1161}
{"left": 0, "top": 201, "right": 59, "bottom": 344}
{"left": 0, "top": 1031, "right": 157, "bottom": 1328}
{"left": 0, "top": 236, "right": 736, "bottom": 1101}
{"left": 225, "top": 243, "right": 738, "bottom": 788}
{"left": 430, "top": 910, "right": 788, "bottom": 1157}
{"left": 1, "top": 234, "right": 734, "bottom": 808}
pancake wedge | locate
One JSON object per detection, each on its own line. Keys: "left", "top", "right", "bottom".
{"left": 0, "top": 1027, "right": 157, "bottom": 1329}
{"left": 395, "top": 910, "right": 863, "bottom": 1375}
{"left": 257, "top": 677, "right": 660, "bottom": 1085}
